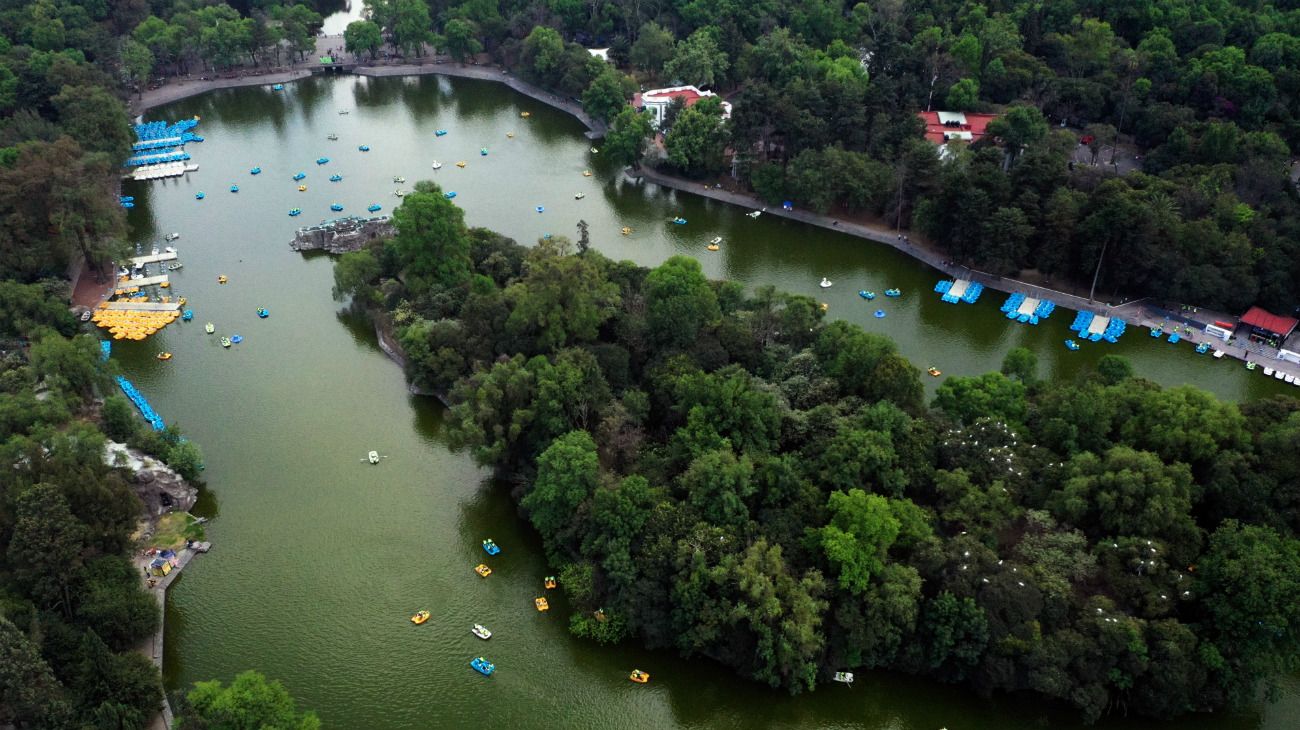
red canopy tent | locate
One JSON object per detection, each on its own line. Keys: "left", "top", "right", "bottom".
{"left": 1240, "top": 306, "right": 1298, "bottom": 345}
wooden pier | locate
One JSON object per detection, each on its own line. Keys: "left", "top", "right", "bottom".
{"left": 102, "top": 301, "right": 181, "bottom": 312}
{"left": 130, "top": 162, "right": 199, "bottom": 181}
{"left": 130, "top": 252, "right": 178, "bottom": 266}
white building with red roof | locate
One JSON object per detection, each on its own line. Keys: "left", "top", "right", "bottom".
{"left": 633, "top": 85, "right": 732, "bottom": 129}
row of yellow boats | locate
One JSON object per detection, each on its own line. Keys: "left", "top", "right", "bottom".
{"left": 91, "top": 308, "right": 182, "bottom": 340}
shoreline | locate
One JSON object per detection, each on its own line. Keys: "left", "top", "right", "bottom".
{"left": 634, "top": 166, "right": 1300, "bottom": 382}
{"left": 131, "top": 61, "right": 606, "bottom": 138}
{"left": 127, "top": 62, "right": 1296, "bottom": 382}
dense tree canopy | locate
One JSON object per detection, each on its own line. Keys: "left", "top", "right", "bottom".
{"left": 341, "top": 189, "right": 1300, "bottom": 721}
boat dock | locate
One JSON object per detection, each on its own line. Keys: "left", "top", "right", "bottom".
{"left": 130, "top": 252, "right": 178, "bottom": 266}
{"left": 1000, "top": 293, "right": 1057, "bottom": 324}
{"left": 934, "top": 278, "right": 985, "bottom": 304}
{"left": 130, "top": 162, "right": 199, "bottom": 181}
{"left": 102, "top": 300, "right": 180, "bottom": 311}
{"left": 1087, "top": 315, "right": 1111, "bottom": 336}
{"left": 120, "top": 274, "right": 170, "bottom": 288}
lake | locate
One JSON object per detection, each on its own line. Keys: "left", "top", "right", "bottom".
{"left": 119, "top": 73, "right": 1296, "bottom": 729}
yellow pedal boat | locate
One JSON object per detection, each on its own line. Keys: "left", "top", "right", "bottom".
{"left": 475, "top": 564, "right": 492, "bottom": 578}
{"left": 534, "top": 597, "right": 549, "bottom": 612}
{"left": 411, "top": 610, "right": 430, "bottom": 625}
{"left": 629, "top": 669, "right": 650, "bottom": 683}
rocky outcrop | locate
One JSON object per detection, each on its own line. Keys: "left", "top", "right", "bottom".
{"left": 104, "top": 441, "right": 198, "bottom": 517}
{"left": 290, "top": 215, "right": 395, "bottom": 254}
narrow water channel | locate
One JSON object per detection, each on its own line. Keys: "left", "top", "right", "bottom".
{"left": 119, "top": 74, "right": 1296, "bottom": 729}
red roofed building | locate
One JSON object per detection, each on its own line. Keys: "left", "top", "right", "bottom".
{"left": 1240, "top": 306, "right": 1299, "bottom": 347}
{"left": 918, "top": 111, "right": 1000, "bottom": 153}
{"left": 633, "top": 85, "right": 732, "bottom": 129}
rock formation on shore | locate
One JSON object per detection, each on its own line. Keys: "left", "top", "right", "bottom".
{"left": 104, "top": 441, "right": 198, "bottom": 516}
{"left": 290, "top": 215, "right": 395, "bottom": 254}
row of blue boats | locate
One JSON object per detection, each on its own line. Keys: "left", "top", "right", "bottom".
{"left": 133, "top": 118, "right": 199, "bottom": 142}
{"left": 116, "top": 376, "right": 165, "bottom": 431}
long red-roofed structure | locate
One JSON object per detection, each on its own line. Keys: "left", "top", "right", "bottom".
{"left": 918, "top": 111, "right": 999, "bottom": 145}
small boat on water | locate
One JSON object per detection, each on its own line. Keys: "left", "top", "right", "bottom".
{"left": 220, "top": 337, "right": 231, "bottom": 348}
{"left": 217, "top": 275, "right": 228, "bottom": 284}
{"left": 1247, "top": 361, "right": 1257, "bottom": 370}
{"left": 165, "top": 232, "right": 180, "bottom": 241}
{"left": 195, "top": 192, "right": 205, "bottom": 200}
{"left": 1168, "top": 333, "right": 1181, "bottom": 344}
{"left": 475, "top": 564, "right": 492, "bottom": 577}
{"left": 884, "top": 288, "right": 901, "bottom": 297}
{"left": 629, "top": 669, "right": 649, "bottom": 684}
{"left": 621, "top": 227, "right": 632, "bottom": 235}
{"left": 874, "top": 310, "right": 886, "bottom": 318}
{"left": 1195, "top": 342, "right": 1211, "bottom": 354}
{"left": 1149, "top": 327, "right": 1163, "bottom": 337}
{"left": 289, "top": 208, "right": 301, "bottom": 216}
{"left": 534, "top": 597, "right": 550, "bottom": 612}
{"left": 470, "top": 657, "right": 495, "bottom": 676}
{"left": 435, "top": 129, "right": 448, "bottom": 137}
{"left": 520, "top": 111, "right": 531, "bottom": 118}
{"left": 482, "top": 538, "right": 500, "bottom": 556}
{"left": 79, "top": 310, "right": 91, "bottom": 322}
{"left": 292, "top": 172, "right": 306, "bottom": 181}
{"left": 431, "top": 161, "right": 442, "bottom": 169}
{"left": 443, "top": 191, "right": 456, "bottom": 199}
{"left": 257, "top": 307, "right": 269, "bottom": 318}
{"left": 480, "top": 148, "right": 488, "bottom": 156}
{"left": 181, "top": 310, "right": 193, "bottom": 321}
{"left": 927, "top": 367, "right": 942, "bottom": 377}
{"left": 368, "top": 204, "right": 382, "bottom": 212}
{"left": 536, "top": 206, "right": 544, "bottom": 213}
{"left": 1276, "top": 370, "right": 1287, "bottom": 380}
{"left": 1264, "top": 366, "right": 1275, "bottom": 376}
{"left": 358, "top": 145, "right": 370, "bottom": 152}
{"left": 394, "top": 189, "right": 407, "bottom": 197}
{"left": 368, "top": 450, "right": 380, "bottom": 464}
{"left": 298, "top": 185, "right": 308, "bottom": 192}
{"left": 157, "top": 352, "right": 172, "bottom": 361}
{"left": 670, "top": 217, "right": 687, "bottom": 225}
{"left": 574, "top": 192, "right": 585, "bottom": 199}
{"left": 411, "top": 610, "right": 430, "bottom": 625}
{"left": 1064, "top": 339, "right": 1080, "bottom": 351}
{"left": 230, "top": 335, "right": 243, "bottom": 344}
{"left": 316, "top": 157, "right": 330, "bottom": 165}
{"left": 327, "top": 133, "right": 339, "bottom": 140}
{"left": 250, "top": 167, "right": 261, "bottom": 175}
{"left": 472, "top": 624, "right": 492, "bottom": 640}
{"left": 747, "top": 210, "right": 762, "bottom": 218}
{"left": 858, "top": 290, "right": 875, "bottom": 300}
{"left": 706, "top": 241, "right": 720, "bottom": 251}
{"left": 544, "top": 576, "right": 557, "bottom": 589}
{"left": 338, "top": 110, "right": 349, "bottom": 115}
{"left": 393, "top": 176, "right": 405, "bottom": 183}
{"left": 330, "top": 203, "right": 344, "bottom": 212}
{"left": 819, "top": 278, "right": 832, "bottom": 288}
{"left": 507, "top": 132, "right": 514, "bottom": 138}
{"left": 456, "top": 161, "right": 466, "bottom": 168}
{"left": 229, "top": 184, "right": 239, "bottom": 193}
{"left": 832, "top": 671, "right": 854, "bottom": 685}
{"left": 205, "top": 323, "right": 215, "bottom": 334}
{"left": 272, "top": 83, "right": 283, "bottom": 91}
{"left": 1287, "top": 374, "right": 1297, "bottom": 384}
{"left": 168, "top": 262, "right": 183, "bottom": 270}
{"left": 329, "top": 174, "right": 342, "bottom": 182}
{"left": 582, "top": 170, "right": 592, "bottom": 177}
{"left": 590, "top": 147, "right": 599, "bottom": 154}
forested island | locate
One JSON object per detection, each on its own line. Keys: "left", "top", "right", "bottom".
{"left": 334, "top": 181, "right": 1300, "bottom": 723}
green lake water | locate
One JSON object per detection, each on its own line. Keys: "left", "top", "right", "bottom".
{"left": 118, "top": 74, "right": 1297, "bottom": 729}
